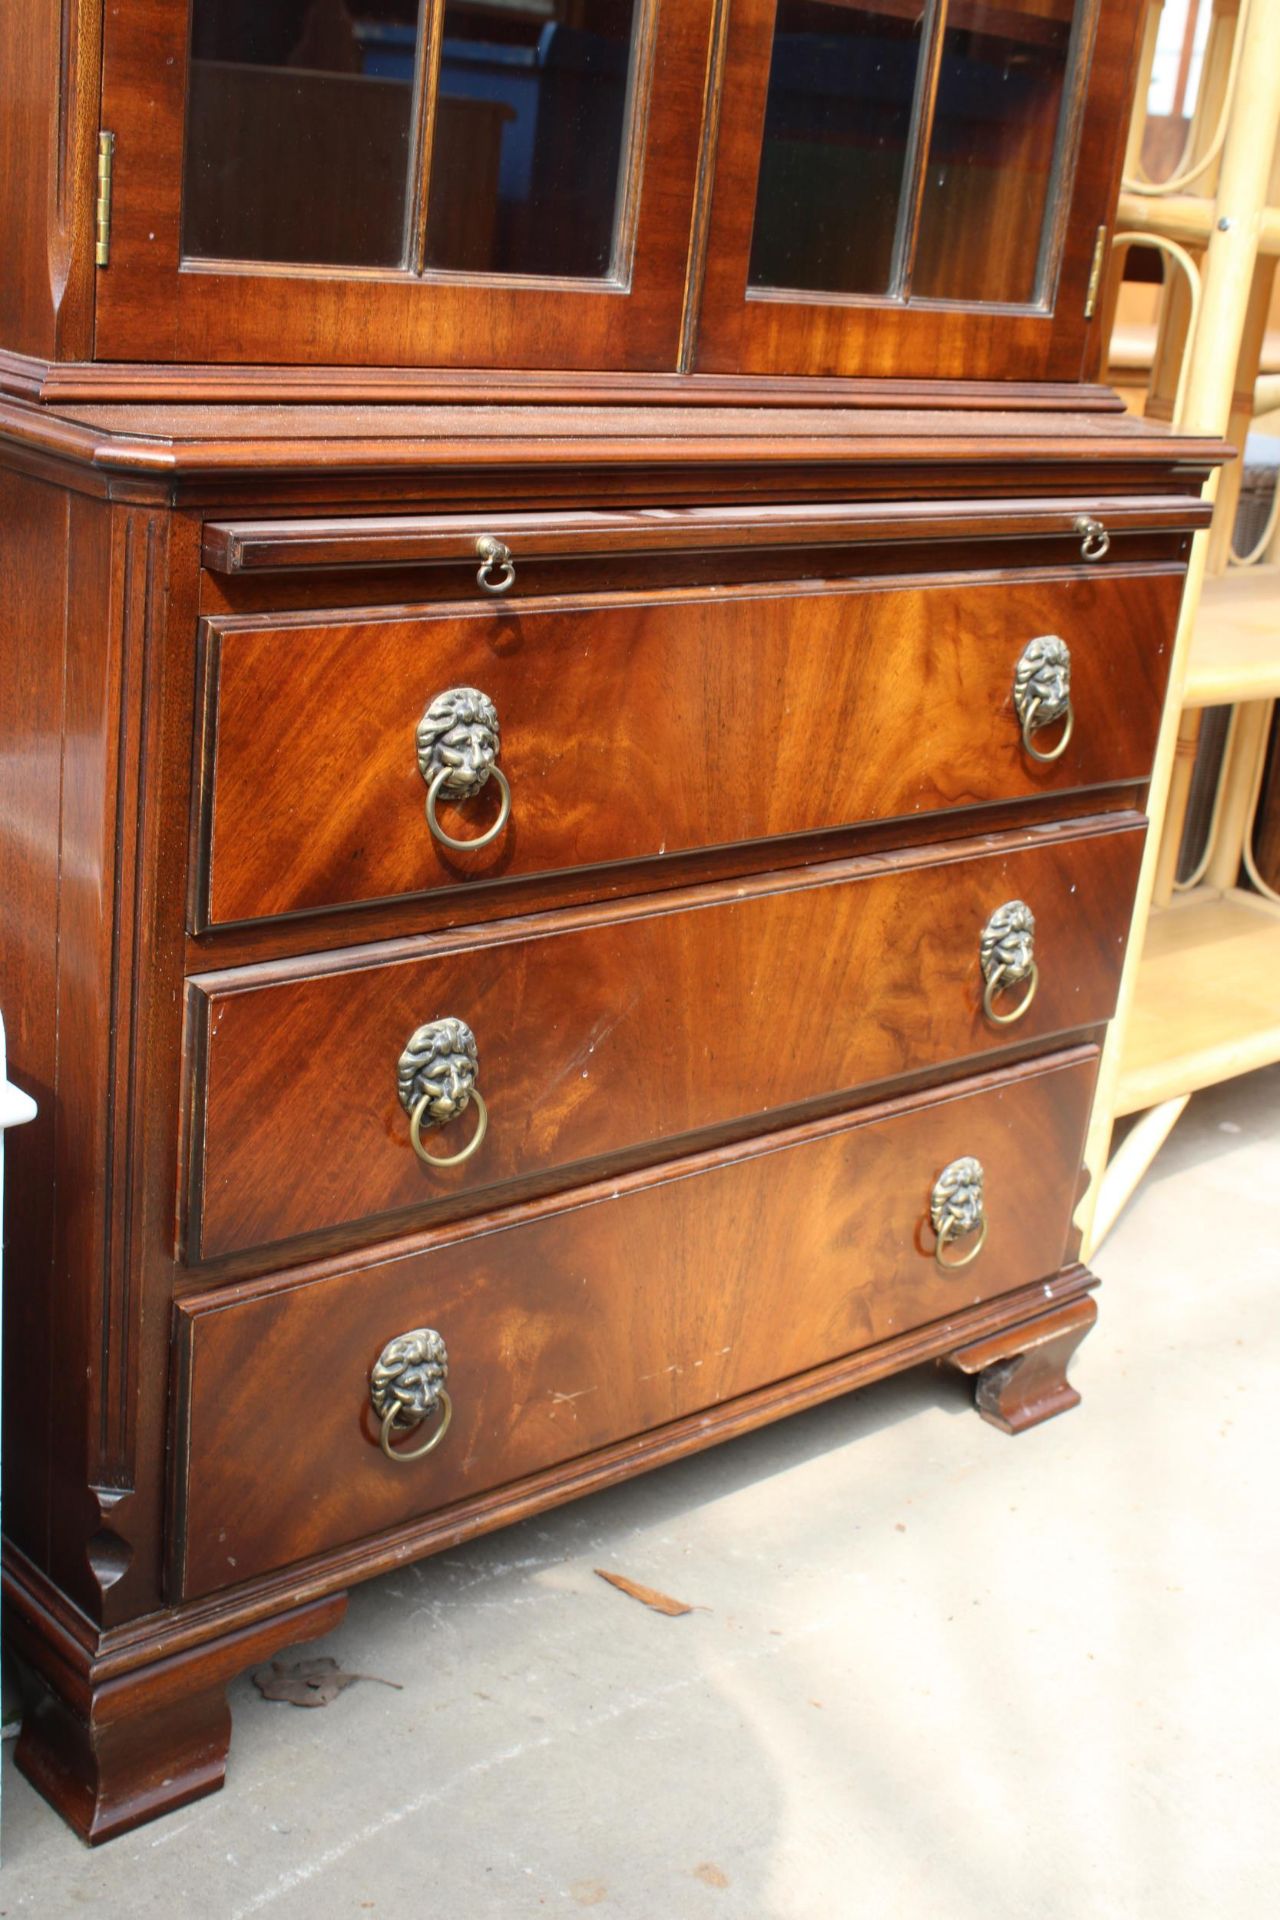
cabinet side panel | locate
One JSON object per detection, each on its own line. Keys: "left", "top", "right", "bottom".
{"left": 0, "top": 466, "right": 71, "bottom": 1558}
{"left": 0, "top": 471, "right": 182, "bottom": 1626}
{"left": 0, "top": 0, "right": 99, "bottom": 361}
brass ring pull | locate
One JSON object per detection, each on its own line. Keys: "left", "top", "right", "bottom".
{"left": 930, "top": 1157, "right": 987, "bottom": 1273}
{"left": 426, "top": 763, "right": 511, "bottom": 851}
{"left": 410, "top": 1086, "right": 488, "bottom": 1166}
{"left": 1074, "top": 515, "right": 1110, "bottom": 563}
{"left": 935, "top": 1216, "right": 989, "bottom": 1271}
{"left": 475, "top": 535, "right": 515, "bottom": 595}
{"left": 1013, "top": 637, "right": 1074, "bottom": 765}
{"left": 979, "top": 899, "right": 1039, "bottom": 1026}
{"left": 982, "top": 963, "right": 1039, "bottom": 1025}
{"left": 1021, "top": 696, "right": 1075, "bottom": 763}
{"left": 417, "top": 687, "right": 512, "bottom": 853}
{"left": 398, "top": 1018, "right": 488, "bottom": 1170}
{"left": 380, "top": 1388, "right": 453, "bottom": 1462}
{"left": 371, "top": 1328, "right": 452, "bottom": 1465}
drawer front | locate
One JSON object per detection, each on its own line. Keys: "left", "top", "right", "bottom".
{"left": 187, "top": 818, "right": 1142, "bottom": 1260}
{"left": 173, "top": 1049, "right": 1099, "bottom": 1599}
{"left": 195, "top": 570, "right": 1181, "bottom": 927}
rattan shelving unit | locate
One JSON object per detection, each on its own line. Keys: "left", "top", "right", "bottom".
{"left": 1082, "top": 0, "right": 1280, "bottom": 1251}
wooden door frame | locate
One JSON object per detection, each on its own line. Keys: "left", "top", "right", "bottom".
{"left": 94, "top": 0, "right": 715, "bottom": 370}
{"left": 691, "top": 0, "right": 1146, "bottom": 381}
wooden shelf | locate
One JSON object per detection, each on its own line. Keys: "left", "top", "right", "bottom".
{"left": 1183, "top": 565, "right": 1280, "bottom": 706}
{"left": 1116, "top": 887, "right": 1280, "bottom": 1116}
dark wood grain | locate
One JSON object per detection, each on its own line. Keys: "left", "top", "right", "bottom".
{"left": 198, "top": 538, "right": 1198, "bottom": 623}
{"left": 0, "top": 1, "right": 98, "bottom": 361}
{"left": 175, "top": 1048, "right": 1100, "bottom": 1598}
{"left": 177, "top": 1044, "right": 1105, "bottom": 1597}
{"left": 40, "top": 396, "right": 1227, "bottom": 479}
{"left": 0, "top": 467, "right": 71, "bottom": 1561}
{"left": 7, "top": 1584, "right": 346, "bottom": 1845}
{"left": 0, "top": 472, "right": 169, "bottom": 1617}
{"left": 0, "top": 470, "right": 202, "bottom": 1638}
{"left": 8, "top": 1255, "right": 1097, "bottom": 1842}
{"left": 946, "top": 1292, "right": 1098, "bottom": 1431}
{"left": 163, "top": 1266, "right": 1101, "bottom": 1628}
{"left": 0, "top": 0, "right": 1220, "bottom": 1850}
{"left": 4, "top": 349, "right": 1128, "bottom": 412}
{"left": 187, "top": 821, "right": 1139, "bottom": 1261}
{"left": 93, "top": 0, "right": 715, "bottom": 371}
{"left": 188, "top": 786, "right": 1150, "bottom": 977}
{"left": 693, "top": 0, "right": 1145, "bottom": 381}
{"left": 201, "top": 495, "right": 1210, "bottom": 573}
{"left": 196, "top": 569, "right": 1180, "bottom": 928}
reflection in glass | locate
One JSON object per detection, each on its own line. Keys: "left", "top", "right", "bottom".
{"left": 424, "top": 1, "right": 640, "bottom": 278}
{"left": 183, "top": 1, "right": 423, "bottom": 267}
{"left": 912, "top": 0, "right": 1078, "bottom": 303}
{"left": 748, "top": 0, "right": 929, "bottom": 296}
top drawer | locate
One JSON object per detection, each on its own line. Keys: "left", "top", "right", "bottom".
{"left": 193, "top": 567, "right": 1184, "bottom": 930}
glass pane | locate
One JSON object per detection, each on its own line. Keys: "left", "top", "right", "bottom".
{"left": 912, "top": 0, "right": 1079, "bottom": 304}
{"left": 425, "top": 1, "right": 641, "bottom": 278}
{"left": 183, "top": 2, "right": 423, "bottom": 267}
{"left": 748, "top": 0, "right": 929, "bottom": 297}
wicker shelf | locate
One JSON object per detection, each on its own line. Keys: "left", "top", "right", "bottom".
{"left": 1081, "top": 0, "right": 1280, "bottom": 1252}
{"left": 1183, "top": 565, "right": 1280, "bottom": 706}
{"left": 1116, "top": 887, "right": 1280, "bottom": 1116}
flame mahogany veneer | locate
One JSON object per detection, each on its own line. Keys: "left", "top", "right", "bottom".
{"left": 0, "top": 468, "right": 1205, "bottom": 1845}
{"left": 0, "top": 0, "right": 1227, "bottom": 1848}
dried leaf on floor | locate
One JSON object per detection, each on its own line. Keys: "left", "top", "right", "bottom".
{"left": 252, "top": 1656, "right": 404, "bottom": 1708}
{"left": 594, "top": 1568, "right": 695, "bottom": 1616}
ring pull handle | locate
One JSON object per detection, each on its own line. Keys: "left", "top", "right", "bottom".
{"left": 980, "top": 900, "right": 1039, "bottom": 1026}
{"left": 475, "top": 535, "right": 515, "bottom": 595}
{"left": 397, "top": 1018, "right": 489, "bottom": 1169}
{"left": 370, "top": 1329, "right": 454, "bottom": 1463}
{"left": 416, "top": 686, "right": 512, "bottom": 853}
{"left": 1013, "top": 636, "right": 1074, "bottom": 765}
{"left": 931, "top": 1157, "right": 988, "bottom": 1271}
{"left": 1074, "top": 515, "right": 1110, "bottom": 563}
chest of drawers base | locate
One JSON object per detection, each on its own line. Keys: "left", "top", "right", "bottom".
{"left": 5, "top": 1259, "right": 1100, "bottom": 1846}
{"left": 0, "top": 400, "right": 1221, "bottom": 1844}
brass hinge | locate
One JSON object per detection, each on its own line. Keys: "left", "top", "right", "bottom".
{"left": 1083, "top": 225, "right": 1107, "bottom": 319}
{"left": 95, "top": 131, "right": 115, "bottom": 268}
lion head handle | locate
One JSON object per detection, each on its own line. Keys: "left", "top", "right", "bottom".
{"left": 370, "top": 1328, "right": 449, "bottom": 1424}
{"left": 980, "top": 900, "right": 1036, "bottom": 989}
{"left": 416, "top": 687, "right": 500, "bottom": 799}
{"left": 396, "top": 1017, "right": 479, "bottom": 1128}
{"left": 931, "top": 1156, "right": 985, "bottom": 1242}
{"left": 1013, "top": 636, "right": 1072, "bottom": 729}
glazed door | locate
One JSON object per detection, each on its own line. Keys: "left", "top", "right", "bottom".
{"left": 693, "top": 0, "right": 1142, "bottom": 380}
{"left": 95, "top": 0, "right": 712, "bottom": 368}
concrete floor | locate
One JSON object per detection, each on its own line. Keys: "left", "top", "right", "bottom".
{"left": 3, "top": 1065, "right": 1278, "bottom": 1918}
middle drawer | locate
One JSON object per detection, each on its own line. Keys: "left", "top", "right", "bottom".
{"left": 186, "top": 817, "right": 1142, "bottom": 1263}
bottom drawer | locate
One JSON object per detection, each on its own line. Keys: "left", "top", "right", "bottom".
{"left": 172, "top": 1048, "right": 1098, "bottom": 1600}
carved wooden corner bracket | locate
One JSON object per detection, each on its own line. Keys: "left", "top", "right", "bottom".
{"left": 943, "top": 1288, "right": 1099, "bottom": 1435}
{"left": 2, "top": 1552, "right": 348, "bottom": 1845}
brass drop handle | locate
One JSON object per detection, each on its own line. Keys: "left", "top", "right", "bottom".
{"left": 370, "top": 1328, "right": 453, "bottom": 1463}
{"left": 416, "top": 686, "right": 512, "bottom": 853}
{"left": 1074, "top": 515, "right": 1110, "bottom": 563}
{"left": 931, "top": 1157, "right": 988, "bottom": 1271}
{"left": 1013, "top": 636, "right": 1074, "bottom": 764}
{"left": 980, "top": 900, "right": 1039, "bottom": 1026}
{"left": 475, "top": 535, "right": 515, "bottom": 595}
{"left": 397, "top": 1017, "right": 489, "bottom": 1168}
